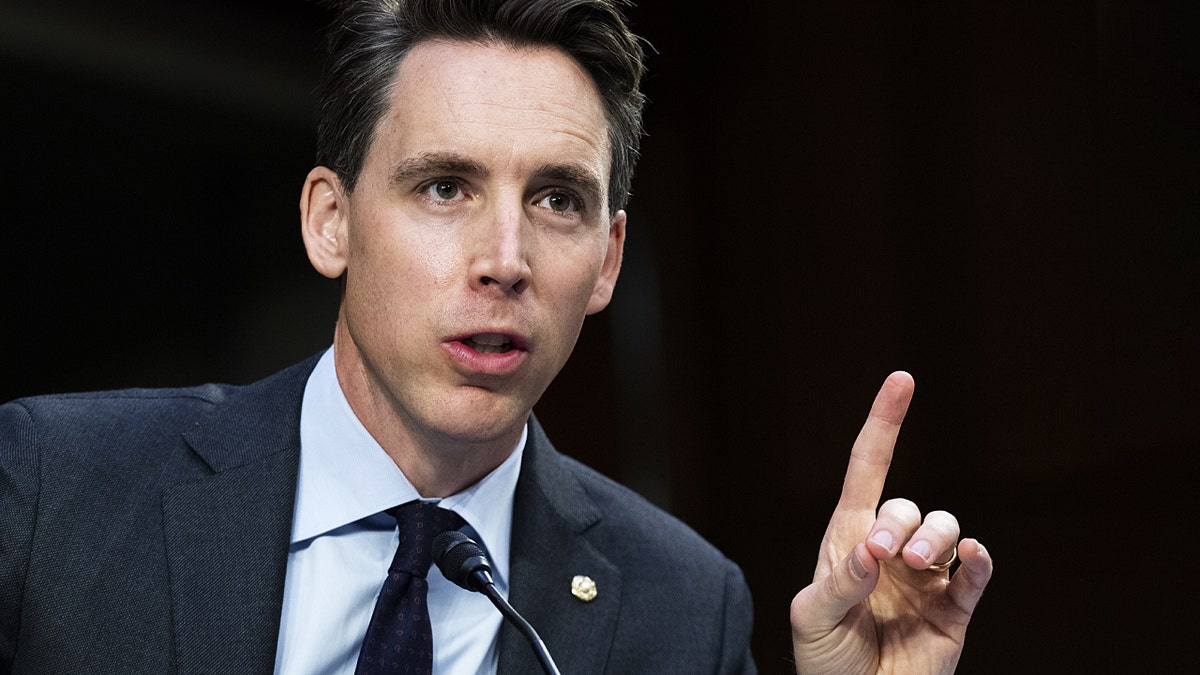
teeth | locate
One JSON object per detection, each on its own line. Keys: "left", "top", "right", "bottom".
{"left": 464, "top": 334, "right": 514, "bottom": 354}
{"left": 474, "top": 343, "right": 512, "bottom": 354}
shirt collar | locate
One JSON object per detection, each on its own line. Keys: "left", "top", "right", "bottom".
{"left": 293, "top": 348, "right": 522, "bottom": 582}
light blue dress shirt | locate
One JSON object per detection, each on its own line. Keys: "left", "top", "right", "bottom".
{"left": 273, "top": 348, "right": 523, "bottom": 674}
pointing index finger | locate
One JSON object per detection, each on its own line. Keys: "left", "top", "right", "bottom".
{"left": 837, "top": 371, "right": 915, "bottom": 512}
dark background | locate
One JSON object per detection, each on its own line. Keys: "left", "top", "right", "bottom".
{"left": 3, "top": 1, "right": 1196, "bottom": 672}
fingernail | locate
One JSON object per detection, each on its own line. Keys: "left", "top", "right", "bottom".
{"left": 849, "top": 551, "right": 868, "bottom": 580}
{"left": 909, "top": 539, "right": 933, "bottom": 563}
{"left": 870, "top": 530, "right": 893, "bottom": 552}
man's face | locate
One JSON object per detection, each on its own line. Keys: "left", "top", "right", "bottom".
{"left": 304, "top": 39, "right": 624, "bottom": 452}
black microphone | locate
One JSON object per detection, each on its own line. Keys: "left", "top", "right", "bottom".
{"left": 433, "top": 530, "right": 563, "bottom": 675}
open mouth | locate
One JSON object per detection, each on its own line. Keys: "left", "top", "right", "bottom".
{"left": 461, "top": 333, "right": 516, "bottom": 354}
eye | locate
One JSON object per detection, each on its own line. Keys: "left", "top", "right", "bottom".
{"left": 537, "top": 191, "right": 579, "bottom": 214}
{"left": 423, "top": 179, "right": 464, "bottom": 201}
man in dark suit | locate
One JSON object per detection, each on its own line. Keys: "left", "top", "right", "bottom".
{"left": 1, "top": 1, "right": 992, "bottom": 673}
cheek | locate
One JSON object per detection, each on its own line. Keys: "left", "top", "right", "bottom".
{"left": 541, "top": 243, "right": 607, "bottom": 313}
{"left": 423, "top": 237, "right": 466, "bottom": 288}
{"left": 351, "top": 217, "right": 465, "bottom": 291}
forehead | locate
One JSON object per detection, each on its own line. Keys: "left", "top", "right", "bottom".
{"left": 367, "top": 39, "right": 611, "bottom": 185}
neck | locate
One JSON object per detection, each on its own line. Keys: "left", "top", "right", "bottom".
{"left": 332, "top": 328, "right": 523, "bottom": 498}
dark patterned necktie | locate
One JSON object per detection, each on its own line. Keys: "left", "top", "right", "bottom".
{"left": 355, "top": 501, "right": 466, "bottom": 675}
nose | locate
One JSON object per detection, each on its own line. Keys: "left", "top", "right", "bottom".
{"left": 468, "top": 203, "right": 530, "bottom": 294}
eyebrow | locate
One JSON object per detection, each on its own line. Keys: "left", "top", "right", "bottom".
{"left": 389, "top": 152, "right": 489, "bottom": 185}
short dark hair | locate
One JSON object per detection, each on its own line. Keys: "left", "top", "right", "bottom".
{"left": 315, "top": 0, "right": 647, "bottom": 214}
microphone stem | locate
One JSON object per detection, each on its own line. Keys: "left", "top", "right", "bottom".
{"left": 478, "top": 581, "right": 563, "bottom": 675}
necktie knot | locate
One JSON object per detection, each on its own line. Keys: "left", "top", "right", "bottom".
{"left": 386, "top": 500, "right": 467, "bottom": 577}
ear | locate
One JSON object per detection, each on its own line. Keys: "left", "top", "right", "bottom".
{"left": 586, "top": 209, "right": 626, "bottom": 315}
{"left": 300, "top": 166, "right": 349, "bottom": 279}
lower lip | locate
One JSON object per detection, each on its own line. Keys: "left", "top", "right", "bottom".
{"left": 443, "top": 340, "right": 527, "bottom": 376}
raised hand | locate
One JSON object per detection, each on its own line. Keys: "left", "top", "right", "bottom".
{"left": 789, "top": 372, "right": 993, "bottom": 675}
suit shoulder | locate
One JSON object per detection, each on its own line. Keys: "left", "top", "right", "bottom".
{"left": 0, "top": 386, "right": 239, "bottom": 483}
{"left": 2, "top": 353, "right": 323, "bottom": 423}
{"left": 4, "top": 383, "right": 231, "bottom": 436}
{"left": 10, "top": 381, "right": 231, "bottom": 407}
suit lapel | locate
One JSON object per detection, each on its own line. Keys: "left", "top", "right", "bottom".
{"left": 498, "top": 418, "right": 622, "bottom": 675}
{"left": 162, "top": 449, "right": 299, "bottom": 673}
{"left": 161, "top": 357, "right": 316, "bottom": 674}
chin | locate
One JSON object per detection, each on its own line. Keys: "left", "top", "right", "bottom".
{"left": 419, "top": 393, "right": 530, "bottom": 448}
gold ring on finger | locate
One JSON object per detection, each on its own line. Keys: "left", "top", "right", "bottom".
{"left": 927, "top": 545, "right": 958, "bottom": 572}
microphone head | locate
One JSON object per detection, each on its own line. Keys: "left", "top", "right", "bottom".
{"left": 432, "top": 530, "right": 493, "bottom": 592}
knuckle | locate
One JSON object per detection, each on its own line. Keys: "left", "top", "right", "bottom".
{"left": 878, "top": 497, "right": 921, "bottom": 522}
{"left": 923, "top": 510, "right": 961, "bottom": 537}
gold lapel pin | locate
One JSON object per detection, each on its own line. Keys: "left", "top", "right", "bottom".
{"left": 570, "top": 575, "right": 598, "bottom": 602}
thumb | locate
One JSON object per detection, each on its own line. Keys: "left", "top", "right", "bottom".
{"left": 791, "top": 543, "right": 880, "bottom": 639}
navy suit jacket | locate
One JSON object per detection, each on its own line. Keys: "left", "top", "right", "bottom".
{"left": 0, "top": 356, "right": 756, "bottom": 674}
